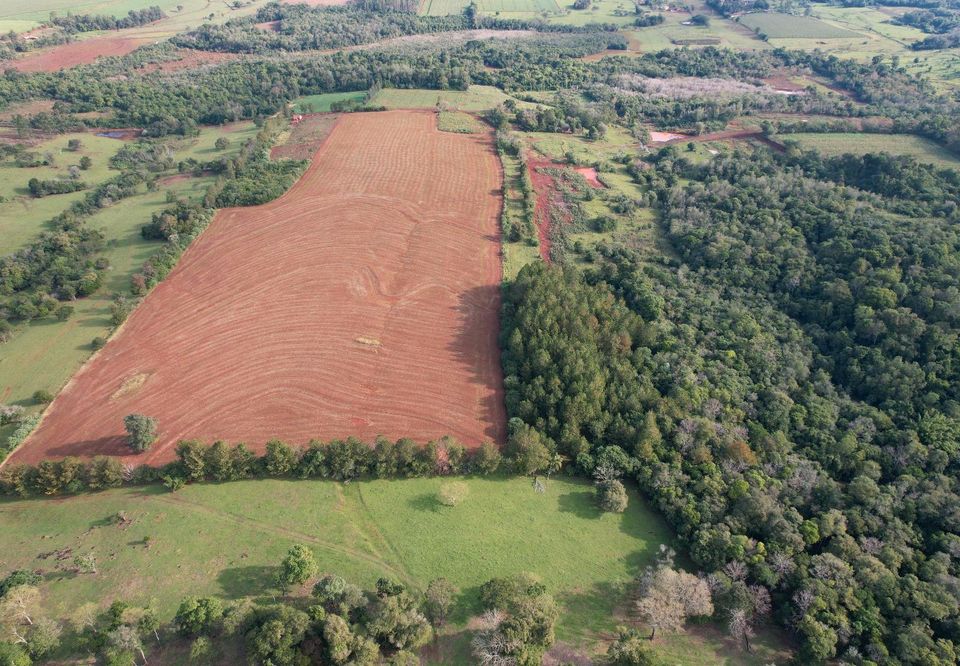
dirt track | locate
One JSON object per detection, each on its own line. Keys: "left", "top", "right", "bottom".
{"left": 12, "top": 110, "right": 506, "bottom": 465}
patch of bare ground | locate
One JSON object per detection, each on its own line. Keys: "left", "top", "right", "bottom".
{"left": 6, "top": 36, "right": 152, "bottom": 72}
{"left": 270, "top": 113, "right": 340, "bottom": 161}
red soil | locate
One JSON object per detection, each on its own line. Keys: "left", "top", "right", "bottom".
{"left": 574, "top": 166, "right": 603, "bottom": 188}
{"left": 7, "top": 36, "right": 150, "bottom": 72}
{"left": 11, "top": 110, "right": 505, "bottom": 465}
{"left": 270, "top": 113, "right": 339, "bottom": 161}
{"left": 525, "top": 159, "right": 604, "bottom": 262}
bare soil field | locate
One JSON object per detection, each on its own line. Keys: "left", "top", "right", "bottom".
{"left": 8, "top": 36, "right": 151, "bottom": 72}
{"left": 135, "top": 48, "right": 241, "bottom": 74}
{"left": 270, "top": 113, "right": 340, "bottom": 161}
{"left": 11, "top": 110, "right": 505, "bottom": 465}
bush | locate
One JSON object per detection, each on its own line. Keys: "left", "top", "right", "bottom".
{"left": 32, "top": 390, "right": 53, "bottom": 405}
{"left": 91, "top": 336, "right": 107, "bottom": 350}
{"left": 437, "top": 481, "right": 469, "bottom": 506}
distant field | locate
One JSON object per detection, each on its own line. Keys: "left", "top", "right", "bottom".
{"left": 370, "top": 84, "right": 534, "bottom": 110}
{"left": 437, "top": 110, "right": 483, "bottom": 133}
{"left": 291, "top": 91, "right": 365, "bottom": 113}
{"left": 739, "top": 12, "right": 860, "bottom": 39}
{"left": 785, "top": 132, "right": 960, "bottom": 169}
{"left": 420, "top": 0, "right": 560, "bottom": 16}
{"left": 0, "top": 475, "right": 787, "bottom": 663}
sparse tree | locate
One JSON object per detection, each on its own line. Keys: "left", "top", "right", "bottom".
{"left": 109, "top": 625, "right": 146, "bottom": 664}
{"left": 174, "top": 597, "right": 223, "bottom": 637}
{"left": 0, "top": 586, "right": 41, "bottom": 628}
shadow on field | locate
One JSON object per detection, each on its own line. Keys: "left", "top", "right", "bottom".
{"left": 556, "top": 490, "right": 602, "bottom": 520}
{"left": 217, "top": 565, "right": 277, "bottom": 599}
{"left": 407, "top": 493, "right": 442, "bottom": 513}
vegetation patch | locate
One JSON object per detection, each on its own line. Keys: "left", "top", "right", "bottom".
{"left": 437, "top": 110, "right": 483, "bottom": 133}
{"left": 739, "top": 12, "right": 860, "bottom": 39}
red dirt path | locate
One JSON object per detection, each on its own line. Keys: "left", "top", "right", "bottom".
{"left": 7, "top": 36, "right": 151, "bottom": 72}
{"left": 11, "top": 110, "right": 506, "bottom": 465}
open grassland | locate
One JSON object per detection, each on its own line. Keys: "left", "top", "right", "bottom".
{"left": 370, "top": 84, "right": 536, "bottom": 111}
{"left": 784, "top": 132, "right": 960, "bottom": 170}
{"left": 0, "top": 132, "right": 120, "bottom": 254}
{"left": 437, "top": 110, "right": 483, "bottom": 133}
{"left": 13, "top": 111, "right": 505, "bottom": 465}
{"left": 0, "top": 123, "right": 258, "bottom": 412}
{"left": 738, "top": 12, "right": 860, "bottom": 39}
{"left": 0, "top": 475, "right": 788, "bottom": 663}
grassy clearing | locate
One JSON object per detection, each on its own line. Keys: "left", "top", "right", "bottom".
{"left": 437, "top": 110, "right": 483, "bottom": 133}
{"left": 739, "top": 12, "right": 859, "bottom": 39}
{"left": 2, "top": 477, "right": 670, "bottom": 645}
{"left": 370, "top": 85, "right": 536, "bottom": 111}
{"left": 0, "top": 133, "right": 121, "bottom": 254}
{"left": 783, "top": 132, "right": 960, "bottom": 169}
{"left": 291, "top": 91, "right": 366, "bottom": 114}
{"left": 0, "top": 476, "right": 791, "bottom": 663}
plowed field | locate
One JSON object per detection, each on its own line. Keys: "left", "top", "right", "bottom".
{"left": 11, "top": 110, "right": 505, "bottom": 465}
{"left": 9, "top": 36, "right": 150, "bottom": 72}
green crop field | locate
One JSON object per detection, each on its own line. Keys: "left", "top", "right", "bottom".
{"left": 739, "top": 12, "right": 860, "bottom": 39}
{"left": 784, "top": 132, "right": 960, "bottom": 170}
{"left": 0, "top": 476, "right": 788, "bottom": 664}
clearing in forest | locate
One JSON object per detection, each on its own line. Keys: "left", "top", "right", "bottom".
{"left": 11, "top": 110, "right": 505, "bottom": 465}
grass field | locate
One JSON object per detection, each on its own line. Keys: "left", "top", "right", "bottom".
{"left": 291, "top": 91, "right": 366, "bottom": 114}
{"left": 738, "top": 12, "right": 860, "bottom": 39}
{"left": 0, "top": 133, "right": 121, "bottom": 255}
{"left": 0, "top": 475, "right": 789, "bottom": 663}
{"left": 0, "top": 123, "right": 258, "bottom": 415}
{"left": 784, "top": 132, "right": 960, "bottom": 169}
{"left": 437, "top": 110, "right": 483, "bottom": 133}
{"left": 420, "top": 0, "right": 560, "bottom": 17}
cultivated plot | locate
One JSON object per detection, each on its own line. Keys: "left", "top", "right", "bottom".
{"left": 12, "top": 110, "right": 505, "bottom": 464}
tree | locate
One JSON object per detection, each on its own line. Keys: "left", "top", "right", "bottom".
{"left": 79, "top": 156, "right": 92, "bottom": 170}
{"left": 124, "top": 414, "right": 157, "bottom": 453}
{"left": 24, "top": 618, "right": 60, "bottom": 660}
{"left": 597, "top": 478, "right": 629, "bottom": 513}
{"left": 276, "top": 544, "right": 317, "bottom": 594}
{"left": 245, "top": 605, "right": 310, "bottom": 666}
{"left": 31, "top": 391, "right": 53, "bottom": 405}
{"left": 506, "top": 422, "right": 550, "bottom": 475}
{"left": 214, "top": 138, "right": 230, "bottom": 150}
{"left": 0, "top": 574, "right": 39, "bottom": 599}
{"left": 472, "top": 441, "right": 501, "bottom": 474}
{"left": 0, "top": 641, "right": 30, "bottom": 666}
{"left": 424, "top": 578, "right": 457, "bottom": 628}
{"left": 0, "top": 586, "right": 40, "bottom": 628}
{"left": 108, "top": 626, "right": 145, "bottom": 664}
{"left": 174, "top": 597, "right": 223, "bottom": 637}
{"left": 635, "top": 553, "right": 713, "bottom": 640}
{"left": 67, "top": 139, "right": 82, "bottom": 151}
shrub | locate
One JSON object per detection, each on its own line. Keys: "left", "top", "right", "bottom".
{"left": 32, "top": 390, "right": 54, "bottom": 405}
{"left": 598, "top": 479, "right": 629, "bottom": 513}
{"left": 437, "top": 481, "right": 469, "bottom": 507}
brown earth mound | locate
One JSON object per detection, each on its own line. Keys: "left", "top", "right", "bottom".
{"left": 11, "top": 110, "right": 505, "bottom": 465}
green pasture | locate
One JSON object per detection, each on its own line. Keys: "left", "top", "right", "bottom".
{"left": 0, "top": 475, "right": 788, "bottom": 663}
{"left": 291, "top": 92, "right": 366, "bottom": 114}
{"left": 783, "top": 132, "right": 960, "bottom": 170}
{"left": 437, "top": 110, "right": 483, "bottom": 133}
{"left": 0, "top": 132, "right": 120, "bottom": 254}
